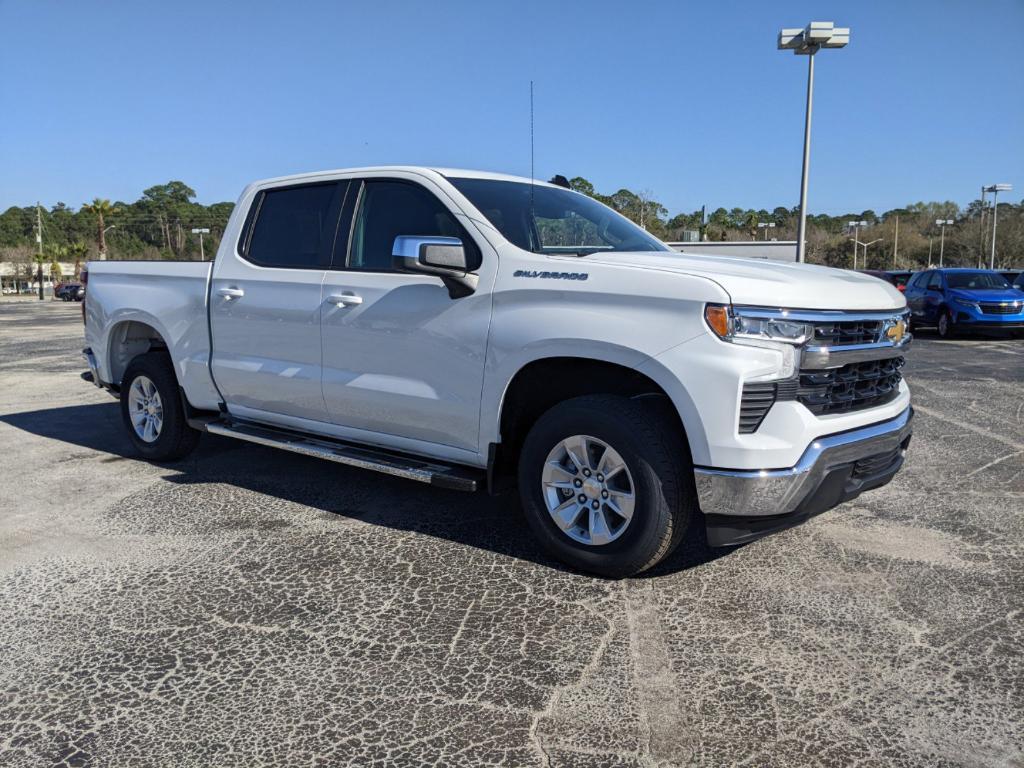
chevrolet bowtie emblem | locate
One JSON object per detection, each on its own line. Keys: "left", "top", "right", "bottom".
{"left": 886, "top": 319, "right": 906, "bottom": 343}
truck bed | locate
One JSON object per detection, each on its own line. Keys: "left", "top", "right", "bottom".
{"left": 84, "top": 260, "right": 220, "bottom": 410}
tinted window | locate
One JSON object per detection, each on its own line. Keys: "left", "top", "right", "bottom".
{"left": 349, "top": 180, "right": 480, "bottom": 271}
{"left": 927, "top": 272, "right": 943, "bottom": 289}
{"left": 945, "top": 271, "right": 1012, "bottom": 289}
{"left": 449, "top": 177, "right": 669, "bottom": 255}
{"left": 245, "top": 183, "right": 341, "bottom": 269}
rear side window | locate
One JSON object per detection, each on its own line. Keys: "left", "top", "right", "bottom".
{"left": 244, "top": 183, "right": 342, "bottom": 269}
{"left": 348, "top": 180, "right": 481, "bottom": 272}
{"left": 927, "top": 272, "right": 943, "bottom": 290}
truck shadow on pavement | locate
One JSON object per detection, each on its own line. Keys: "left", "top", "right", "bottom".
{"left": 1, "top": 401, "right": 729, "bottom": 578}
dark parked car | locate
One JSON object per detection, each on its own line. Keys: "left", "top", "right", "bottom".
{"left": 56, "top": 282, "right": 84, "bottom": 301}
{"left": 903, "top": 268, "right": 1024, "bottom": 338}
{"left": 857, "top": 270, "right": 913, "bottom": 292}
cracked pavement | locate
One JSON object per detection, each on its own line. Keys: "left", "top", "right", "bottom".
{"left": 1, "top": 300, "right": 1021, "bottom": 766}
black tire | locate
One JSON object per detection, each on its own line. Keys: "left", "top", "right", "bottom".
{"left": 120, "top": 351, "right": 200, "bottom": 461}
{"left": 517, "top": 394, "right": 694, "bottom": 578}
{"left": 937, "top": 309, "right": 955, "bottom": 339}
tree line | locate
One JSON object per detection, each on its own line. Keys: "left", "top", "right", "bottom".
{"left": 1, "top": 177, "right": 1021, "bottom": 284}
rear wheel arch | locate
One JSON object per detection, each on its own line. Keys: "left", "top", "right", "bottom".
{"left": 106, "top": 320, "right": 170, "bottom": 386}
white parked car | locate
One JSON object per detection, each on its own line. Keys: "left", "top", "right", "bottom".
{"left": 82, "top": 167, "right": 913, "bottom": 576}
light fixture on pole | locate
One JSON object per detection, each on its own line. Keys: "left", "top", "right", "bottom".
{"left": 983, "top": 184, "right": 1012, "bottom": 269}
{"left": 847, "top": 220, "right": 867, "bottom": 269}
{"left": 191, "top": 227, "right": 211, "bottom": 260}
{"left": 778, "top": 21, "right": 850, "bottom": 263}
{"left": 861, "top": 238, "right": 882, "bottom": 264}
{"left": 935, "top": 219, "right": 953, "bottom": 268}
{"left": 757, "top": 222, "right": 776, "bottom": 240}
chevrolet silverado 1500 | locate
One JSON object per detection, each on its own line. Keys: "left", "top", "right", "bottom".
{"left": 83, "top": 167, "right": 913, "bottom": 576}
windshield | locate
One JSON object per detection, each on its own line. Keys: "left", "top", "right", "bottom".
{"left": 448, "top": 178, "right": 669, "bottom": 255}
{"left": 946, "top": 272, "right": 1012, "bottom": 289}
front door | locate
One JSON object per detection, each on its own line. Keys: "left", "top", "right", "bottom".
{"left": 320, "top": 177, "right": 492, "bottom": 454}
{"left": 210, "top": 180, "right": 346, "bottom": 423}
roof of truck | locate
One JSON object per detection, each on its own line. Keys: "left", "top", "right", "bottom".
{"left": 248, "top": 166, "right": 562, "bottom": 190}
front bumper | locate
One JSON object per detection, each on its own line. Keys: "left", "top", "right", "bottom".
{"left": 950, "top": 305, "right": 1024, "bottom": 329}
{"left": 695, "top": 407, "right": 913, "bottom": 545}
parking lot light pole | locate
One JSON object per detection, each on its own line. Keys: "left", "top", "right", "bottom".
{"left": 861, "top": 238, "right": 882, "bottom": 266}
{"left": 935, "top": 219, "right": 953, "bottom": 268}
{"left": 757, "top": 222, "right": 776, "bottom": 240}
{"left": 191, "top": 228, "right": 211, "bottom": 260}
{"left": 847, "top": 220, "right": 866, "bottom": 268}
{"left": 984, "top": 184, "right": 1012, "bottom": 269}
{"left": 778, "top": 22, "right": 850, "bottom": 263}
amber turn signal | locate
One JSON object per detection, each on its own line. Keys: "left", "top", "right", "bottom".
{"left": 704, "top": 305, "right": 731, "bottom": 338}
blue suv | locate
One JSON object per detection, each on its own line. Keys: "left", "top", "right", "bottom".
{"left": 904, "top": 268, "right": 1024, "bottom": 338}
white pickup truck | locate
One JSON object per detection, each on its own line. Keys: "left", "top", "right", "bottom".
{"left": 83, "top": 167, "right": 913, "bottom": 577}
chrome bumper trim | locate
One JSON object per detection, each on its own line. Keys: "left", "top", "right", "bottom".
{"left": 694, "top": 407, "right": 913, "bottom": 517}
{"left": 82, "top": 347, "right": 102, "bottom": 388}
{"left": 801, "top": 336, "right": 911, "bottom": 369}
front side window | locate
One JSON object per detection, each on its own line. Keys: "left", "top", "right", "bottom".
{"left": 349, "top": 180, "right": 480, "bottom": 271}
{"left": 449, "top": 177, "right": 668, "bottom": 256}
{"left": 945, "top": 271, "right": 1012, "bottom": 289}
{"left": 244, "top": 183, "right": 341, "bottom": 269}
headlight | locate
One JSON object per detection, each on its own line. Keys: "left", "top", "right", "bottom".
{"left": 704, "top": 305, "right": 814, "bottom": 345}
{"left": 952, "top": 298, "right": 979, "bottom": 310}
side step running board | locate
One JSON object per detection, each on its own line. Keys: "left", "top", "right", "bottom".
{"left": 202, "top": 420, "right": 480, "bottom": 492}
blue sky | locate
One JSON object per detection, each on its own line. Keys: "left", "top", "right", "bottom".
{"left": 2, "top": 0, "right": 1021, "bottom": 216}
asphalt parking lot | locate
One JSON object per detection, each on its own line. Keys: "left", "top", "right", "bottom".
{"left": 1, "top": 299, "right": 1021, "bottom": 767}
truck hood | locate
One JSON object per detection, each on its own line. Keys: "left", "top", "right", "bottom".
{"left": 582, "top": 251, "right": 906, "bottom": 311}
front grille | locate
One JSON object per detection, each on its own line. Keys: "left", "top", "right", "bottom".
{"left": 796, "top": 357, "right": 904, "bottom": 415}
{"left": 851, "top": 446, "right": 901, "bottom": 479}
{"left": 739, "top": 383, "right": 776, "bottom": 434}
{"left": 811, "top": 319, "right": 885, "bottom": 346}
{"left": 979, "top": 302, "right": 1021, "bottom": 315}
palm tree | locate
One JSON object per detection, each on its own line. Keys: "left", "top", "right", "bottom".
{"left": 49, "top": 244, "right": 67, "bottom": 284}
{"left": 67, "top": 241, "right": 89, "bottom": 279}
{"left": 81, "top": 198, "right": 120, "bottom": 259}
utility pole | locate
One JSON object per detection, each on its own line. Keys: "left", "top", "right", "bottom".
{"left": 35, "top": 203, "right": 44, "bottom": 300}
{"left": 892, "top": 215, "right": 899, "bottom": 268}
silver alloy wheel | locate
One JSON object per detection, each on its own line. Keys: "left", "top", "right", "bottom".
{"left": 541, "top": 434, "right": 636, "bottom": 546}
{"left": 938, "top": 312, "right": 949, "bottom": 336}
{"left": 128, "top": 375, "right": 164, "bottom": 443}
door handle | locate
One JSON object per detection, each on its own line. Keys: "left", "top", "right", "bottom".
{"left": 327, "top": 292, "right": 363, "bottom": 306}
{"left": 217, "top": 287, "right": 245, "bottom": 300}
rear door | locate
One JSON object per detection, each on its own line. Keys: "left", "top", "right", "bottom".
{"left": 905, "top": 271, "right": 929, "bottom": 320}
{"left": 210, "top": 181, "right": 346, "bottom": 424}
{"left": 922, "top": 270, "right": 946, "bottom": 323}
{"left": 319, "top": 175, "right": 492, "bottom": 455}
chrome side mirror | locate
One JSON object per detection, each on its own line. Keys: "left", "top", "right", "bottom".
{"left": 392, "top": 236, "right": 478, "bottom": 298}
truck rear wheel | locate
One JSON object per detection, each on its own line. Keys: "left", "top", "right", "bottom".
{"left": 120, "top": 352, "right": 200, "bottom": 461}
{"left": 517, "top": 394, "right": 693, "bottom": 578}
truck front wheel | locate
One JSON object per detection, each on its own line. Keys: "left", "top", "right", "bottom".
{"left": 120, "top": 352, "right": 200, "bottom": 461}
{"left": 517, "top": 395, "right": 693, "bottom": 578}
